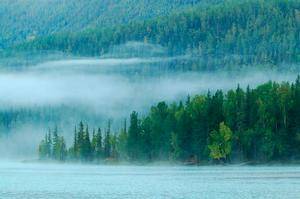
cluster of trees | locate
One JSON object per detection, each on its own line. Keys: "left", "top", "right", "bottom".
{"left": 39, "top": 76, "right": 300, "bottom": 163}
{"left": 38, "top": 127, "right": 67, "bottom": 161}
{"left": 39, "top": 121, "right": 119, "bottom": 162}
{"left": 15, "top": 0, "right": 300, "bottom": 70}
{"left": 68, "top": 121, "right": 119, "bottom": 161}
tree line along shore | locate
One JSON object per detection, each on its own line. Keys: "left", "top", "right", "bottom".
{"left": 38, "top": 76, "right": 300, "bottom": 164}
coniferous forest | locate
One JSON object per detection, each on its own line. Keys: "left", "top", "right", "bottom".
{"left": 7, "top": 0, "right": 299, "bottom": 65}
{"left": 9, "top": 0, "right": 299, "bottom": 71}
{"left": 1, "top": 0, "right": 300, "bottom": 197}
{"left": 39, "top": 76, "right": 300, "bottom": 164}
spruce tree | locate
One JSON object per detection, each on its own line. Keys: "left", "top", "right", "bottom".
{"left": 104, "top": 120, "right": 111, "bottom": 159}
{"left": 91, "top": 129, "right": 96, "bottom": 160}
{"left": 127, "top": 111, "right": 140, "bottom": 161}
{"left": 72, "top": 126, "right": 78, "bottom": 159}
{"left": 95, "top": 128, "right": 103, "bottom": 160}
{"left": 83, "top": 125, "right": 92, "bottom": 161}
{"left": 77, "top": 122, "right": 85, "bottom": 160}
{"left": 52, "top": 126, "right": 59, "bottom": 160}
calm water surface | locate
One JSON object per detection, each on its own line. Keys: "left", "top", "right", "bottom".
{"left": 1, "top": 161, "right": 300, "bottom": 199}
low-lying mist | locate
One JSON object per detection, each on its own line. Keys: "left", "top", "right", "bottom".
{"left": 0, "top": 52, "right": 299, "bottom": 159}
{"left": 1, "top": 58, "right": 298, "bottom": 107}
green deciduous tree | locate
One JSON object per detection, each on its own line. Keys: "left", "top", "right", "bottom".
{"left": 208, "top": 122, "right": 233, "bottom": 163}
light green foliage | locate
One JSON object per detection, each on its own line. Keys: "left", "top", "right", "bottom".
{"left": 208, "top": 122, "right": 233, "bottom": 161}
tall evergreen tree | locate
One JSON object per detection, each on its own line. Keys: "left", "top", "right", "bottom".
{"left": 117, "top": 120, "right": 128, "bottom": 160}
{"left": 82, "top": 125, "right": 92, "bottom": 161}
{"left": 104, "top": 120, "right": 112, "bottom": 159}
{"left": 127, "top": 112, "right": 140, "bottom": 161}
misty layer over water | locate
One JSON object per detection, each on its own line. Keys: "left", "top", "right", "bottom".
{"left": 0, "top": 57, "right": 297, "bottom": 109}
{"left": 0, "top": 56, "right": 298, "bottom": 158}
{"left": 1, "top": 162, "right": 300, "bottom": 199}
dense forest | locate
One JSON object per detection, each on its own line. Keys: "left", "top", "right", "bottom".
{"left": 0, "top": 0, "right": 208, "bottom": 49}
{"left": 39, "top": 76, "right": 300, "bottom": 164}
{"left": 11, "top": 0, "right": 299, "bottom": 71}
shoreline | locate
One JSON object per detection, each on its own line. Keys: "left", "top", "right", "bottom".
{"left": 20, "top": 159, "right": 300, "bottom": 167}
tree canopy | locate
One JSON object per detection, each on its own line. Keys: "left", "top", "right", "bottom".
{"left": 11, "top": 0, "right": 300, "bottom": 70}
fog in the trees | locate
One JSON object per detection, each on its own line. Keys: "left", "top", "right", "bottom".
{"left": 0, "top": 41, "right": 299, "bottom": 159}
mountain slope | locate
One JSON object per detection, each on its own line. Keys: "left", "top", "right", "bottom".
{"left": 0, "top": 0, "right": 210, "bottom": 48}
{"left": 13, "top": 0, "right": 300, "bottom": 69}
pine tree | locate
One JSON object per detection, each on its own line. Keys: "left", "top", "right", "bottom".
{"left": 111, "top": 133, "right": 118, "bottom": 159}
{"left": 95, "top": 128, "right": 103, "bottom": 160}
{"left": 52, "top": 126, "right": 59, "bottom": 160}
{"left": 127, "top": 111, "right": 140, "bottom": 161}
{"left": 104, "top": 120, "right": 111, "bottom": 159}
{"left": 46, "top": 130, "right": 52, "bottom": 158}
{"left": 72, "top": 126, "right": 78, "bottom": 159}
{"left": 82, "top": 125, "right": 92, "bottom": 161}
{"left": 91, "top": 129, "right": 96, "bottom": 159}
{"left": 77, "top": 122, "right": 85, "bottom": 160}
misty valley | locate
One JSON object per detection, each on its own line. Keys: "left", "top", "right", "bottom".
{"left": 0, "top": 0, "right": 300, "bottom": 198}
{"left": 0, "top": 57, "right": 298, "bottom": 163}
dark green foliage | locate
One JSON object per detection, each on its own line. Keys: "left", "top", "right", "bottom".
{"left": 0, "top": 0, "right": 206, "bottom": 48}
{"left": 38, "top": 76, "right": 300, "bottom": 163}
{"left": 127, "top": 111, "right": 141, "bottom": 161}
{"left": 82, "top": 126, "right": 92, "bottom": 161}
{"left": 74, "top": 122, "right": 92, "bottom": 161}
{"left": 104, "top": 120, "right": 112, "bottom": 159}
{"left": 14, "top": 0, "right": 300, "bottom": 70}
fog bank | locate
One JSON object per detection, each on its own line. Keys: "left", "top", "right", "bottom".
{"left": 0, "top": 56, "right": 298, "bottom": 158}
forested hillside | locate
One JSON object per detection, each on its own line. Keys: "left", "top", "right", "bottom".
{"left": 14, "top": 0, "right": 300, "bottom": 70}
{"left": 39, "top": 76, "right": 300, "bottom": 163}
{"left": 0, "top": 0, "right": 207, "bottom": 48}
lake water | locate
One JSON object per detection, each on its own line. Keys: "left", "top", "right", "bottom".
{"left": 1, "top": 161, "right": 300, "bottom": 199}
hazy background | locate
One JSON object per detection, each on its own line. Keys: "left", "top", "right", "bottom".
{"left": 0, "top": 42, "right": 299, "bottom": 159}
